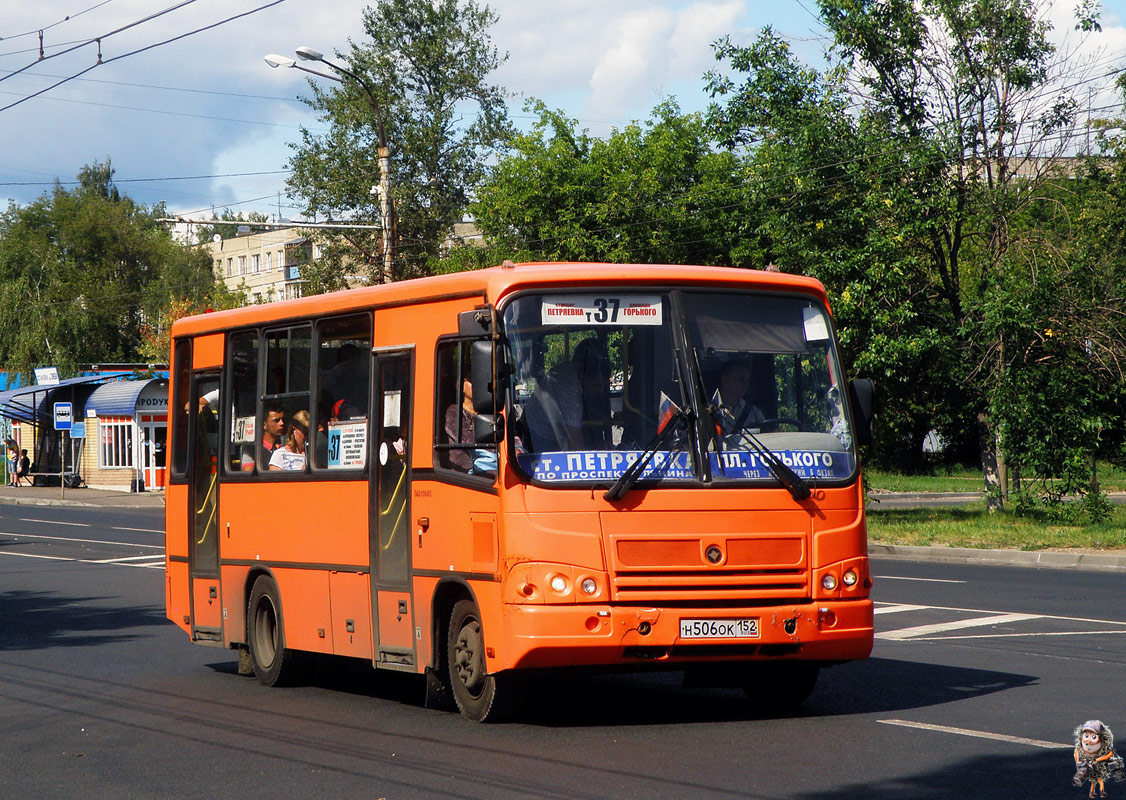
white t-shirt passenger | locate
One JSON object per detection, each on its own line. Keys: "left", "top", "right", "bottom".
{"left": 268, "top": 448, "right": 305, "bottom": 471}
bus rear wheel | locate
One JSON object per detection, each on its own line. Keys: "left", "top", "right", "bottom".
{"left": 447, "top": 599, "right": 521, "bottom": 722}
{"left": 248, "top": 575, "right": 305, "bottom": 687}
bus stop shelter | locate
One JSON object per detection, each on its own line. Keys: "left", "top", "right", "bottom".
{"left": 0, "top": 375, "right": 122, "bottom": 485}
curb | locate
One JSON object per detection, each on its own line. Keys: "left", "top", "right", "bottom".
{"left": 870, "top": 543, "right": 1126, "bottom": 573}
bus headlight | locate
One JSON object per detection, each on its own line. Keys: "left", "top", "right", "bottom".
{"left": 550, "top": 575, "right": 568, "bottom": 594}
{"left": 821, "top": 573, "right": 838, "bottom": 591}
{"left": 842, "top": 570, "right": 858, "bottom": 587}
{"left": 580, "top": 578, "right": 598, "bottom": 595}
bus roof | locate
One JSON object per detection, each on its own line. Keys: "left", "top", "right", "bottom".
{"left": 170, "top": 262, "right": 829, "bottom": 337}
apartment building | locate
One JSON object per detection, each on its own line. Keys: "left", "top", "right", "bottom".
{"left": 204, "top": 227, "right": 313, "bottom": 303}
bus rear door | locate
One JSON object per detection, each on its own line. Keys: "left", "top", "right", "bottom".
{"left": 187, "top": 373, "right": 222, "bottom": 643}
{"left": 369, "top": 349, "right": 415, "bottom": 669}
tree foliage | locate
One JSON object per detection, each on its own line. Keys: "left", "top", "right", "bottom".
{"left": 0, "top": 160, "right": 233, "bottom": 374}
{"left": 700, "top": 0, "right": 1123, "bottom": 513}
{"left": 286, "top": 0, "right": 511, "bottom": 284}
{"left": 470, "top": 100, "right": 747, "bottom": 267}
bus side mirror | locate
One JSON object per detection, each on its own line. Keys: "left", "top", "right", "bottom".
{"left": 848, "top": 378, "right": 875, "bottom": 447}
{"left": 459, "top": 308, "right": 492, "bottom": 336}
{"left": 470, "top": 340, "right": 505, "bottom": 414}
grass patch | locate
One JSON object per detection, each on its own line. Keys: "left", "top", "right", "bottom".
{"left": 867, "top": 503, "right": 1126, "bottom": 551}
{"left": 866, "top": 463, "right": 1126, "bottom": 494}
{"left": 866, "top": 467, "right": 983, "bottom": 494}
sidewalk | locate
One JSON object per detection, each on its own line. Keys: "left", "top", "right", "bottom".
{"left": 0, "top": 484, "right": 165, "bottom": 509}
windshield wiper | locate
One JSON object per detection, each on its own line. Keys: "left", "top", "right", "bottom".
{"left": 604, "top": 407, "right": 691, "bottom": 502}
{"left": 716, "top": 418, "right": 811, "bottom": 502}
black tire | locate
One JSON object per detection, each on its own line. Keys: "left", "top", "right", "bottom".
{"left": 247, "top": 575, "right": 306, "bottom": 687}
{"left": 447, "top": 599, "right": 522, "bottom": 722}
{"left": 742, "top": 662, "right": 819, "bottom": 712}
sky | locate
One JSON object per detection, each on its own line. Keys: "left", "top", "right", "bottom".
{"left": 1, "top": 0, "right": 1124, "bottom": 221}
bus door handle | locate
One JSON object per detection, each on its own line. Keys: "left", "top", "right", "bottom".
{"left": 417, "top": 517, "right": 429, "bottom": 547}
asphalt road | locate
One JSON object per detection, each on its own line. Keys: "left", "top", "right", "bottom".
{"left": 1, "top": 503, "right": 1122, "bottom": 799}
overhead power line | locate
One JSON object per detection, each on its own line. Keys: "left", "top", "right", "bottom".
{"left": 161, "top": 217, "right": 385, "bottom": 231}
{"left": 0, "top": 0, "right": 119, "bottom": 43}
{"left": 0, "top": 0, "right": 198, "bottom": 85}
{"left": 0, "top": 0, "right": 289, "bottom": 114}
{"left": 0, "top": 170, "right": 291, "bottom": 187}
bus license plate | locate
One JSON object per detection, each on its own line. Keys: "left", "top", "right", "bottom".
{"left": 679, "top": 618, "right": 760, "bottom": 639}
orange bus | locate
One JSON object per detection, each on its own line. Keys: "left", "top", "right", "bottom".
{"left": 165, "top": 262, "right": 875, "bottom": 721}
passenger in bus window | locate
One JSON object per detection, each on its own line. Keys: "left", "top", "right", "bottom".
{"left": 444, "top": 378, "right": 475, "bottom": 472}
{"left": 712, "top": 360, "right": 764, "bottom": 436}
{"left": 444, "top": 378, "right": 498, "bottom": 475}
{"left": 526, "top": 338, "right": 612, "bottom": 451}
{"left": 241, "top": 403, "right": 286, "bottom": 471}
{"left": 268, "top": 409, "right": 307, "bottom": 471}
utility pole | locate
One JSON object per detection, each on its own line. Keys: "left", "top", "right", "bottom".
{"left": 267, "top": 48, "right": 395, "bottom": 284}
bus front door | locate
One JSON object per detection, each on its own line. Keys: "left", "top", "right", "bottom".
{"left": 369, "top": 350, "right": 415, "bottom": 668}
{"left": 188, "top": 374, "right": 222, "bottom": 643}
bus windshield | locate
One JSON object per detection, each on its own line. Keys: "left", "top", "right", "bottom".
{"left": 504, "top": 288, "right": 858, "bottom": 487}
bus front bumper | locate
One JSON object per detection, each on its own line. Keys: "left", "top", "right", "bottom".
{"left": 497, "top": 598, "right": 873, "bottom": 671}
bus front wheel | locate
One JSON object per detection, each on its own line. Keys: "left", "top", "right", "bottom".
{"left": 447, "top": 599, "right": 521, "bottom": 722}
{"left": 248, "top": 575, "right": 305, "bottom": 687}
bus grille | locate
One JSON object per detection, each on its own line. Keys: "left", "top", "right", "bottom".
{"left": 609, "top": 536, "right": 809, "bottom": 603}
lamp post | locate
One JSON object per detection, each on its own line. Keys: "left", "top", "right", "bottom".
{"left": 265, "top": 48, "right": 394, "bottom": 284}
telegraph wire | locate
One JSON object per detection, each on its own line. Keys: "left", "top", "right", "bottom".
{"left": 0, "top": 68, "right": 301, "bottom": 102}
{"left": 0, "top": 86, "right": 319, "bottom": 129}
{"left": 0, "top": 0, "right": 289, "bottom": 114}
{"left": 0, "top": 0, "right": 119, "bottom": 43}
{"left": 0, "top": 170, "right": 290, "bottom": 187}
{"left": 0, "top": 0, "right": 199, "bottom": 85}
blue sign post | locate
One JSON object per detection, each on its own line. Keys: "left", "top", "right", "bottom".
{"left": 53, "top": 402, "right": 73, "bottom": 499}
{"left": 53, "top": 402, "right": 73, "bottom": 431}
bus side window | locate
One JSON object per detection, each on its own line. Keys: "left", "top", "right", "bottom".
{"left": 171, "top": 338, "right": 192, "bottom": 478}
{"left": 259, "top": 326, "right": 312, "bottom": 473}
{"left": 314, "top": 314, "right": 371, "bottom": 471}
{"left": 226, "top": 330, "right": 259, "bottom": 474}
{"left": 434, "top": 339, "right": 497, "bottom": 477}
{"left": 435, "top": 341, "right": 469, "bottom": 473}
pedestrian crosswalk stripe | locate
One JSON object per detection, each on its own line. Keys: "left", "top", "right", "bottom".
{"left": 876, "top": 612, "right": 1040, "bottom": 640}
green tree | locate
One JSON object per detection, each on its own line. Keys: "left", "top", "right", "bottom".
{"left": 705, "top": 29, "right": 964, "bottom": 470}
{"left": 820, "top": 0, "right": 1111, "bottom": 507}
{"left": 286, "top": 0, "right": 511, "bottom": 287}
{"left": 470, "top": 100, "right": 747, "bottom": 266}
{"left": 707, "top": 1, "right": 1118, "bottom": 508}
{"left": 0, "top": 160, "right": 230, "bottom": 373}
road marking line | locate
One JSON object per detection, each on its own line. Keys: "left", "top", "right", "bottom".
{"left": 876, "top": 575, "right": 966, "bottom": 583}
{"left": 0, "top": 531, "right": 163, "bottom": 549}
{"left": 90, "top": 554, "right": 165, "bottom": 563}
{"left": 877, "top": 612, "right": 1040, "bottom": 640}
{"left": 0, "top": 551, "right": 71, "bottom": 561}
{"left": 111, "top": 527, "right": 162, "bottom": 534}
{"left": 17, "top": 518, "right": 89, "bottom": 527}
{"left": 0, "top": 550, "right": 164, "bottom": 568}
{"left": 875, "top": 602, "right": 1126, "bottom": 628}
{"left": 874, "top": 603, "right": 929, "bottom": 615}
{"left": 906, "top": 629, "right": 1126, "bottom": 641}
{"left": 878, "top": 719, "right": 1067, "bottom": 749}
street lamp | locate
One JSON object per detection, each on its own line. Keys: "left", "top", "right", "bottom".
{"left": 265, "top": 47, "right": 394, "bottom": 284}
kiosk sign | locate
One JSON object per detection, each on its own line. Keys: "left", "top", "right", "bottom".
{"left": 53, "top": 402, "right": 73, "bottom": 431}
